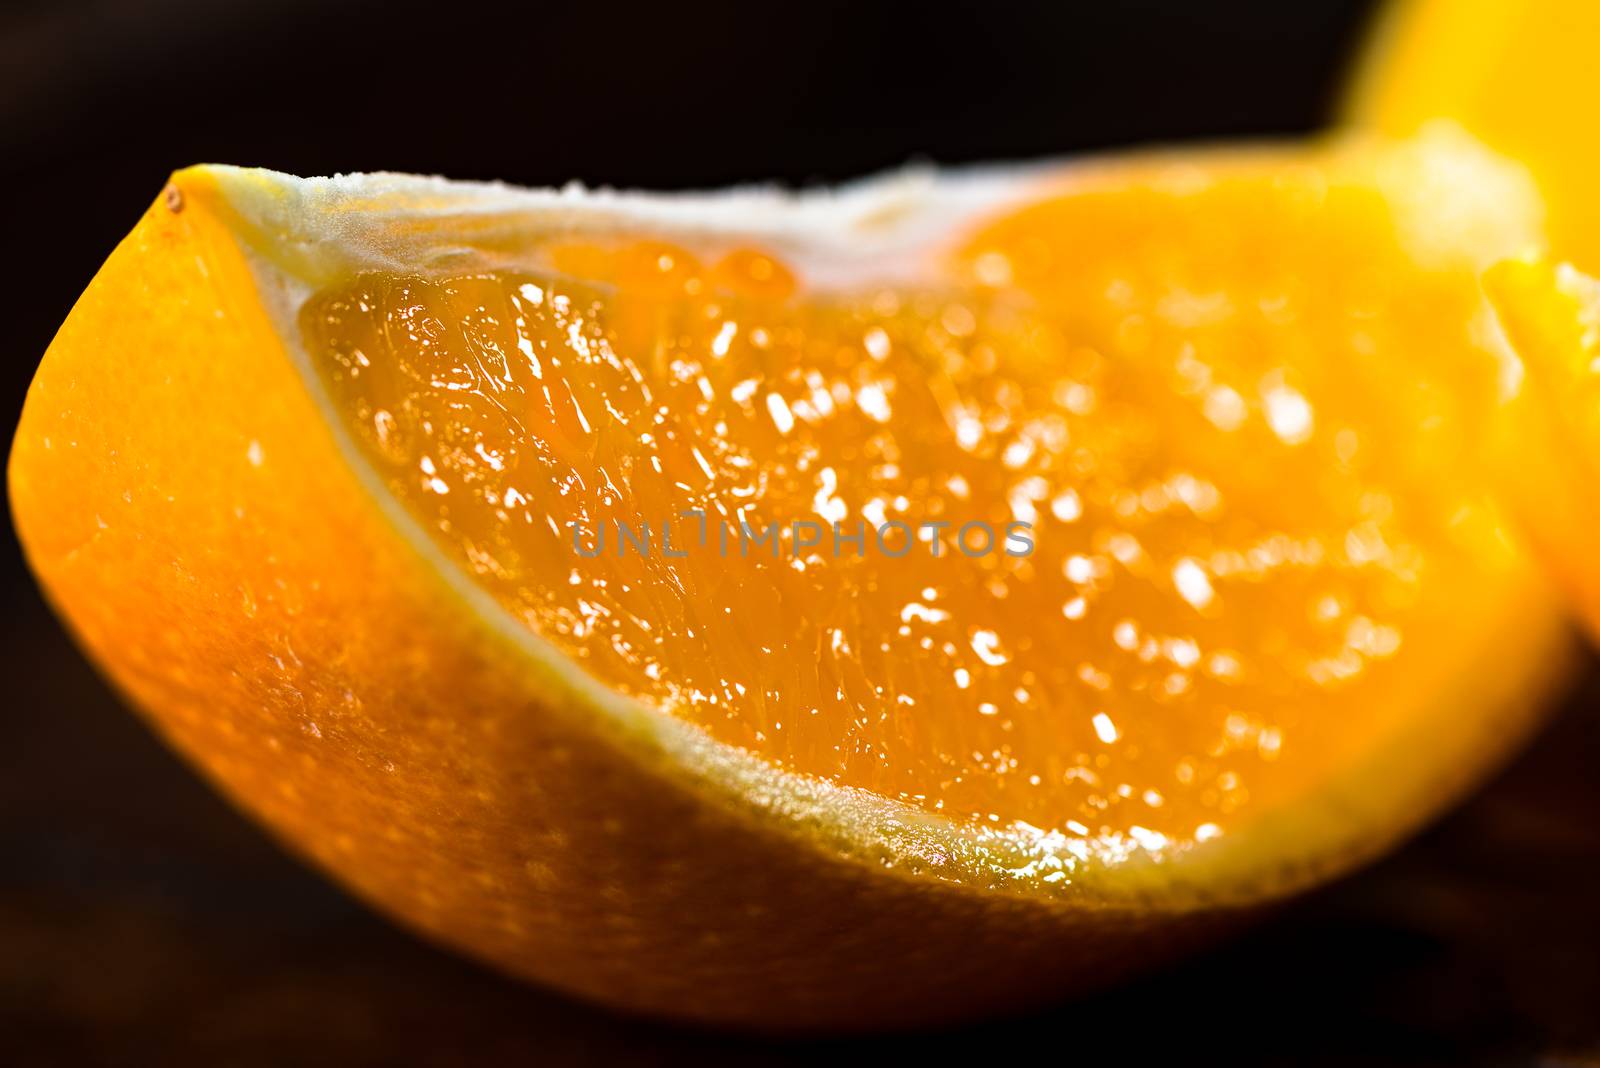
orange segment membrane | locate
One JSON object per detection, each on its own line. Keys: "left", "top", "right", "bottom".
{"left": 300, "top": 167, "right": 1531, "bottom": 849}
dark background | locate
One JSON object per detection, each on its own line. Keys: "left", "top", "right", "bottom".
{"left": 5, "top": 1, "right": 1599, "bottom": 1064}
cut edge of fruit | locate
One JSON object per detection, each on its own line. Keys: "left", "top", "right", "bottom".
{"left": 186, "top": 159, "right": 1053, "bottom": 295}
{"left": 162, "top": 147, "right": 1574, "bottom": 911}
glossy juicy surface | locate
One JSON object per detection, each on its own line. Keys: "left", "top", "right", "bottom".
{"left": 300, "top": 149, "right": 1540, "bottom": 858}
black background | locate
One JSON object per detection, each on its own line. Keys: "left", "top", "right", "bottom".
{"left": 5, "top": 1, "right": 1600, "bottom": 1064}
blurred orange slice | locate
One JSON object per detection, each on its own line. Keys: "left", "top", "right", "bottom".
{"left": 1347, "top": 0, "right": 1600, "bottom": 269}
{"left": 1484, "top": 257, "right": 1600, "bottom": 638}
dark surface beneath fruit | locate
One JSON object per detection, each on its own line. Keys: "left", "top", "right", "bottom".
{"left": 4, "top": 575, "right": 1599, "bottom": 1067}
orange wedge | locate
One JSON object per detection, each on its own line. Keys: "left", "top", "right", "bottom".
{"left": 7, "top": 131, "right": 1574, "bottom": 1029}
{"left": 1347, "top": 0, "right": 1600, "bottom": 270}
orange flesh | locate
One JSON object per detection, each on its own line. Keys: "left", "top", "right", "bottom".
{"left": 299, "top": 164, "right": 1532, "bottom": 848}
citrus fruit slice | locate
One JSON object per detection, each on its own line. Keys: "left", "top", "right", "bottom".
{"left": 1482, "top": 257, "right": 1600, "bottom": 637}
{"left": 1346, "top": 0, "right": 1600, "bottom": 269}
{"left": 7, "top": 132, "right": 1572, "bottom": 1029}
